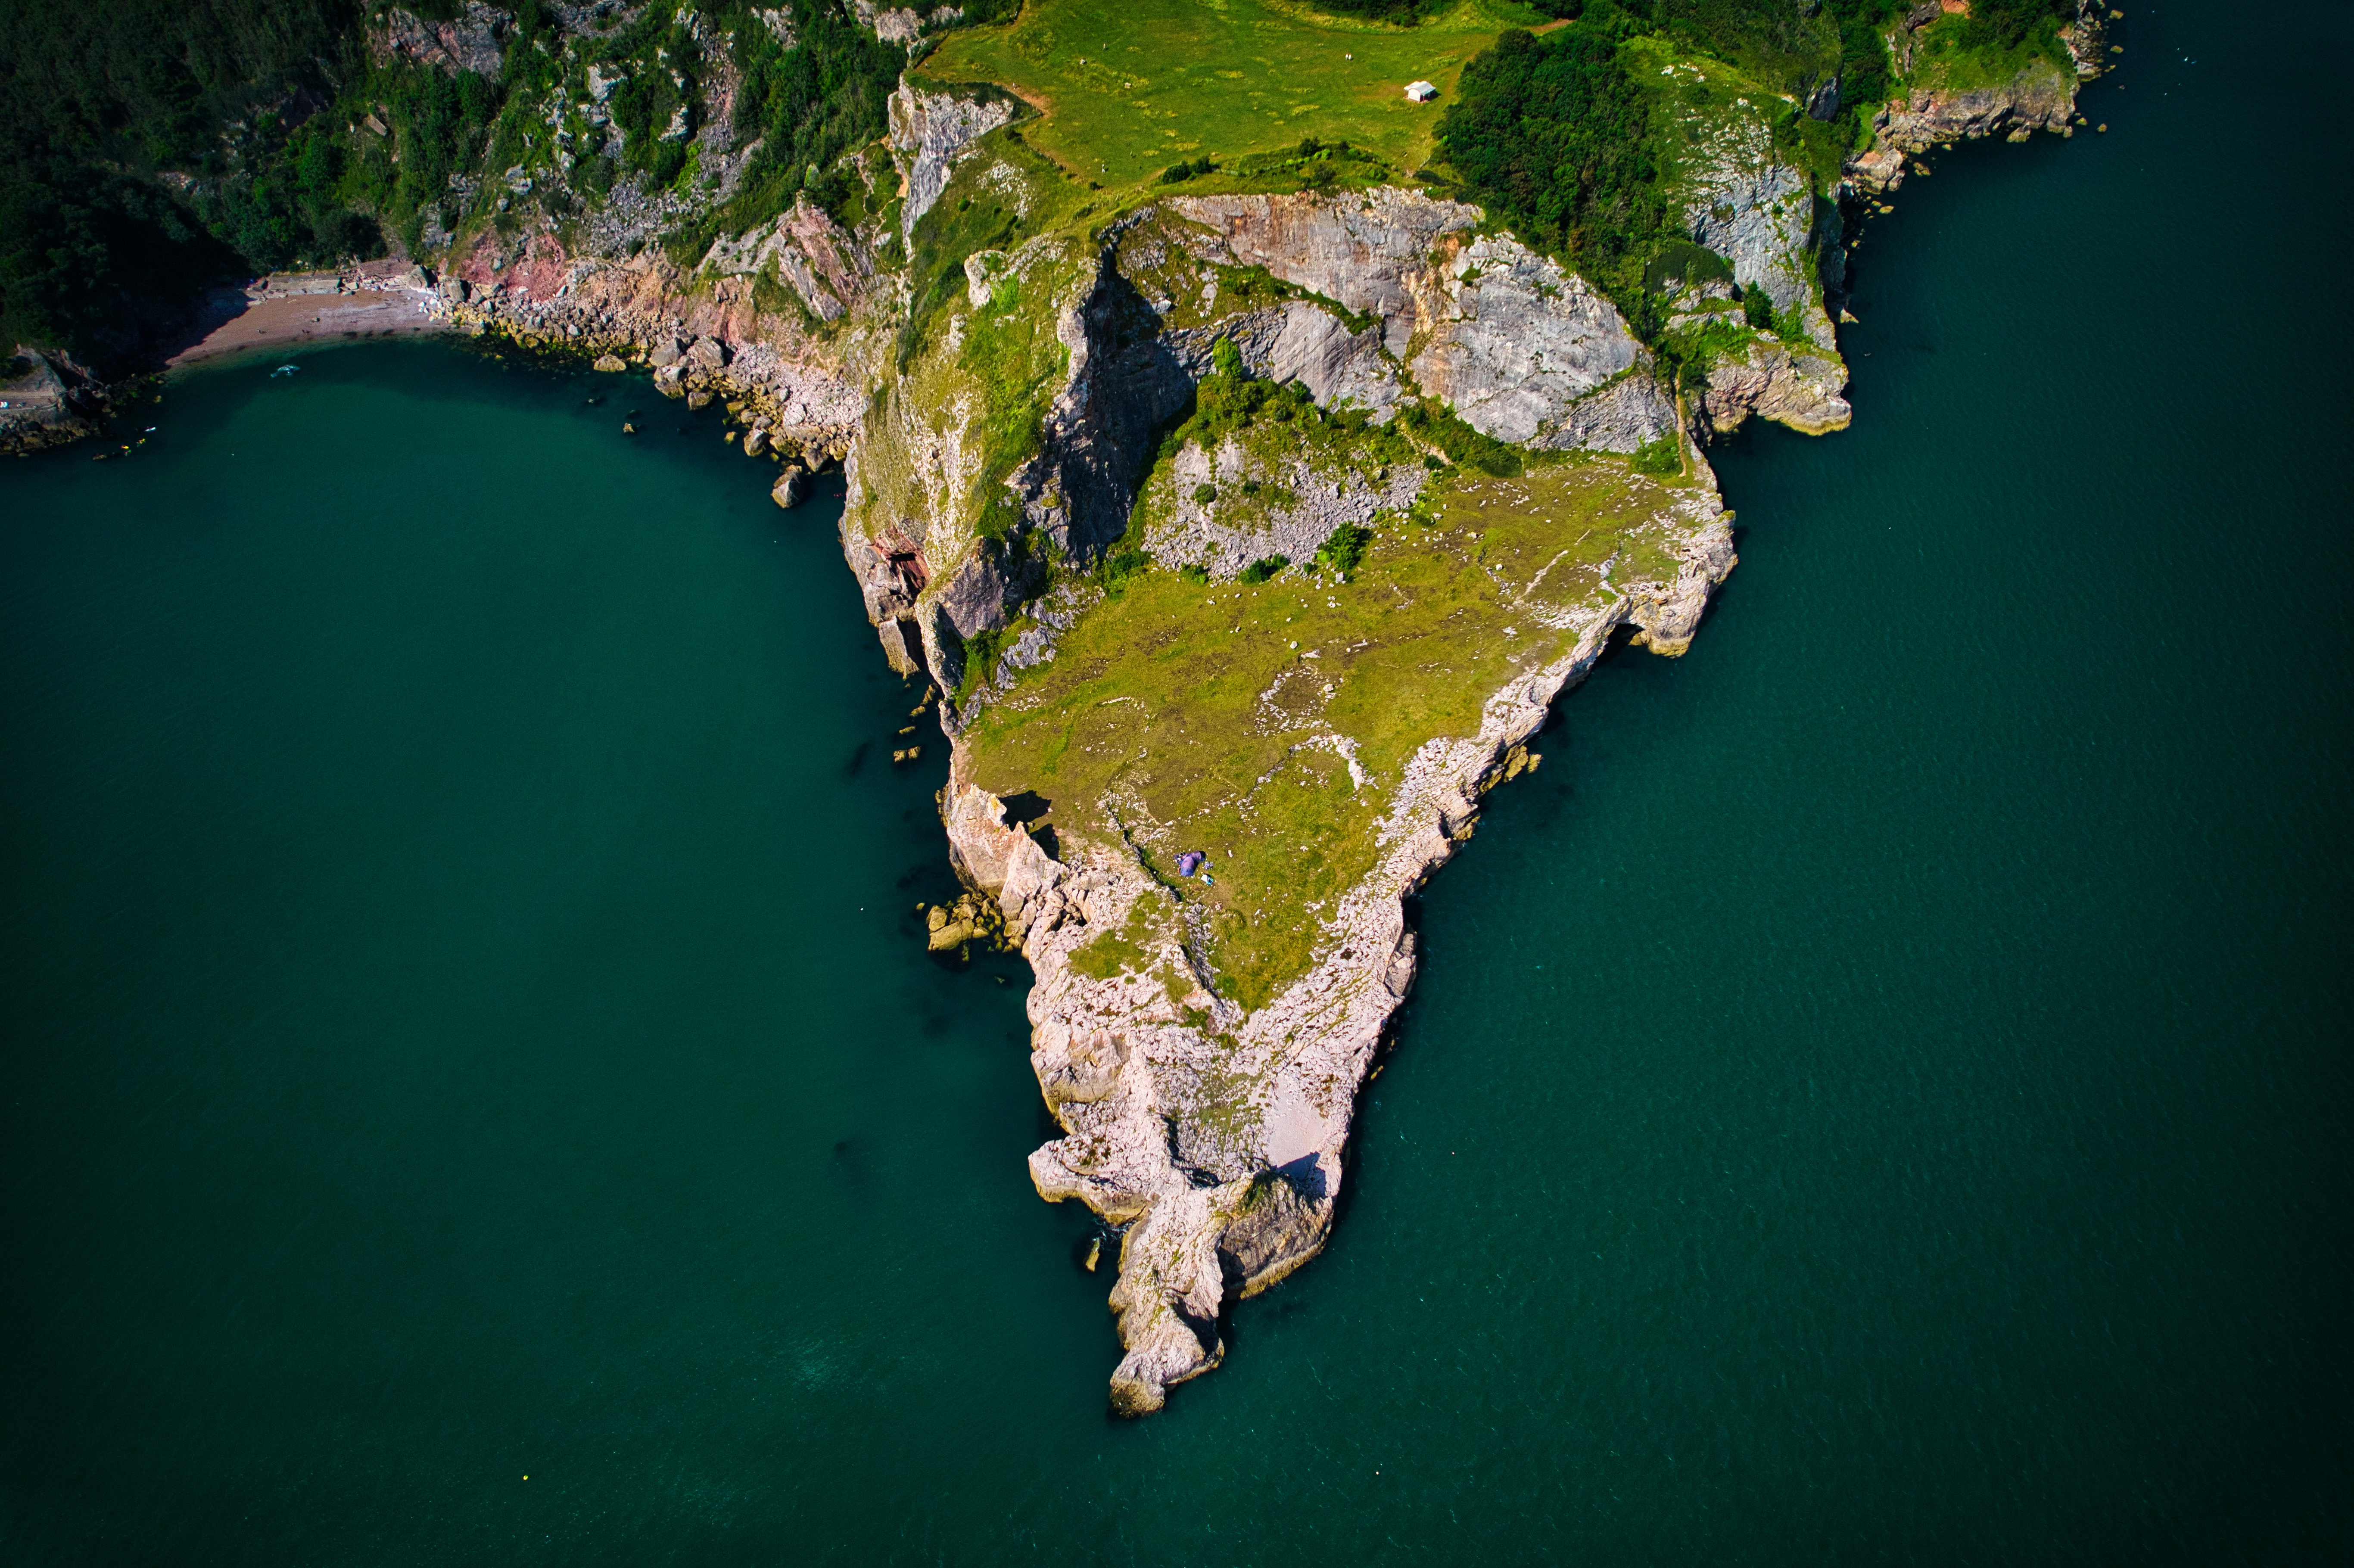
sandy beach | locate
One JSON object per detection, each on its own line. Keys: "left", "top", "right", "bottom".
{"left": 166, "top": 264, "right": 447, "bottom": 370}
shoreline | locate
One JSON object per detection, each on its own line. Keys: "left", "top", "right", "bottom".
{"left": 164, "top": 272, "right": 447, "bottom": 375}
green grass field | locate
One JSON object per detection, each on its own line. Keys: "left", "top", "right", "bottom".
{"left": 919, "top": 0, "right": 1552, "bottom": 190}
{"left": 965, "top": 454, "right": 1704, "bottom": 1007}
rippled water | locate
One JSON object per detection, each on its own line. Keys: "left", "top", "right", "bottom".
{"left": 4, "top": 4, "right": 2348, "bottom": 1561}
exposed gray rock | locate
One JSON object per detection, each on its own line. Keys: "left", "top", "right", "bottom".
{"left": 370, "top": 3, "right": 508, "bottom": 77}
{"left": 1697, "top": 340, "right": 1851, "bottom": 436}
{"left": 889, "top": 83, "right": 1013, "bottom": 246}
{"left": 1264, "top": 302, "right": 1399, "bottom": 422}
{"left": 1172, "top": 188, "right": 1480, "bottom": 350}
{"left": 1681, "top": 117, "right": 1837, "bottom": 350}
{"left": 1408, "top": 234, "right": 1674, "bottom": 453}
{"left": 869, "top": 6, "right": 923, "bottom": 44}
{"left": 1145, "top": 438, "right": 1426, "bottom": 582}
{"left": 753, "top": 6, "right": 797, "bottom": 47}
{"left": 1172, "top": 190, "right": 1673, "bottom": 452}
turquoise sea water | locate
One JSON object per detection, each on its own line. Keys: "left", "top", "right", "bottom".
{"left": 4, "top": 5, "right": 2348, "bottom": 1561}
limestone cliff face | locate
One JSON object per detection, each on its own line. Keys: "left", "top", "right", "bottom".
{"left": 1679, "top": 124, "right": 1839, "bottom": 353}
{"left": 1698, "top": 340, "right": 1853, "bottom": 437}
{"left": 890, "top": 82, "right": 1015, "bottom": 244}
{"left": 1172, "top": 191, "right": 1677, "bottom": 453}
{"left": 844, "top": 183, "right": 1685, "bottom": 708}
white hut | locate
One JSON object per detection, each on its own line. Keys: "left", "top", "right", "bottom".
{"left": 1404, "top": 80, "right": 1437, "bottom": 103}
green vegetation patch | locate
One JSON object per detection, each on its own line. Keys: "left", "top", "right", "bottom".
{"left": 1067, "top": 897, "right": 1159, "bottom": 980}
{"left": 1903, "top": 6, "right": 2077, "bottom": 93}
{"left": 965, "top": 455, "right": 1701, "bottom": 1009}
{"left": 920, "top": 0, "right": 1555, "bottom": 192}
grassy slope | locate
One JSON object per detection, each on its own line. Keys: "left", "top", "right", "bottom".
{"left": 919, "top": 0, "right": 1551, "bottom": 189}
{"left": 966, "top": 454, "right": 1704, "bottom": 1008}
{"left": 915, "top": 1, "right": 2073, "bottom": 1012}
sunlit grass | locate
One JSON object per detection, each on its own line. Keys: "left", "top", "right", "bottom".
{"left": 966, "top": 455, "right": 1700, "bottom": 1006}
{"left": 920, "top": 0, "right": 1550, "bottom": 191}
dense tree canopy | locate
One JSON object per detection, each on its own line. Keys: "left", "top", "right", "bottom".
{"left": 730, "top": 0, "right": 904, "bottom": 218}
{"left": 0, "top": 0, "right": 370, "bottom": 362}
{"left": 1436, "top": 24, "right": 1665, "bottom": 301}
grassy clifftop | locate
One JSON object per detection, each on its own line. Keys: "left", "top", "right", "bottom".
{"left": 920, "top": 0, "right": 1551, "bottom": 189}
{"left": 965, "top": 451, "right": 1709, "bottom": 1008}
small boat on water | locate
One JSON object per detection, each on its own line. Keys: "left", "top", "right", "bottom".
{"left": 271, "top": 364, "right": 299, "bottom": 377}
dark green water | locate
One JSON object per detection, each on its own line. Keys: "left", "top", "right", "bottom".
{"left": 5, "top": 5, "right": 2348, "bottom": 1561}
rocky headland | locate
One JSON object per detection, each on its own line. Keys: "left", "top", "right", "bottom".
{"left": 7, "top": 0, "right": 2113, "bottom": 1415}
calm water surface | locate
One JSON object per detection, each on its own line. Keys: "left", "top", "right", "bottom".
{"left": 4, "top": 4, "right": 2348, "bottom": 1561}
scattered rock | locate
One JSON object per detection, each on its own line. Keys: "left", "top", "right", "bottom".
{"left": 370, "top": 2, "right": 508, "bottom": 78}
{"left": 592, "top": 352, "right": 626, "bottom": 373}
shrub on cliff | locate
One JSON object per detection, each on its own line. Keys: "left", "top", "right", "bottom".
{"left": 1160, "top": 337, "right": 1325, "bottom": 457}
{"left": 1630, "top": 433, "right": 1682, "bottom": 476}
{"left": 1392, "top": 400, "right": 1522, "bottom": 478}
{"left": 1314, "top": 525, "right": 1374, "bottom": 582}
